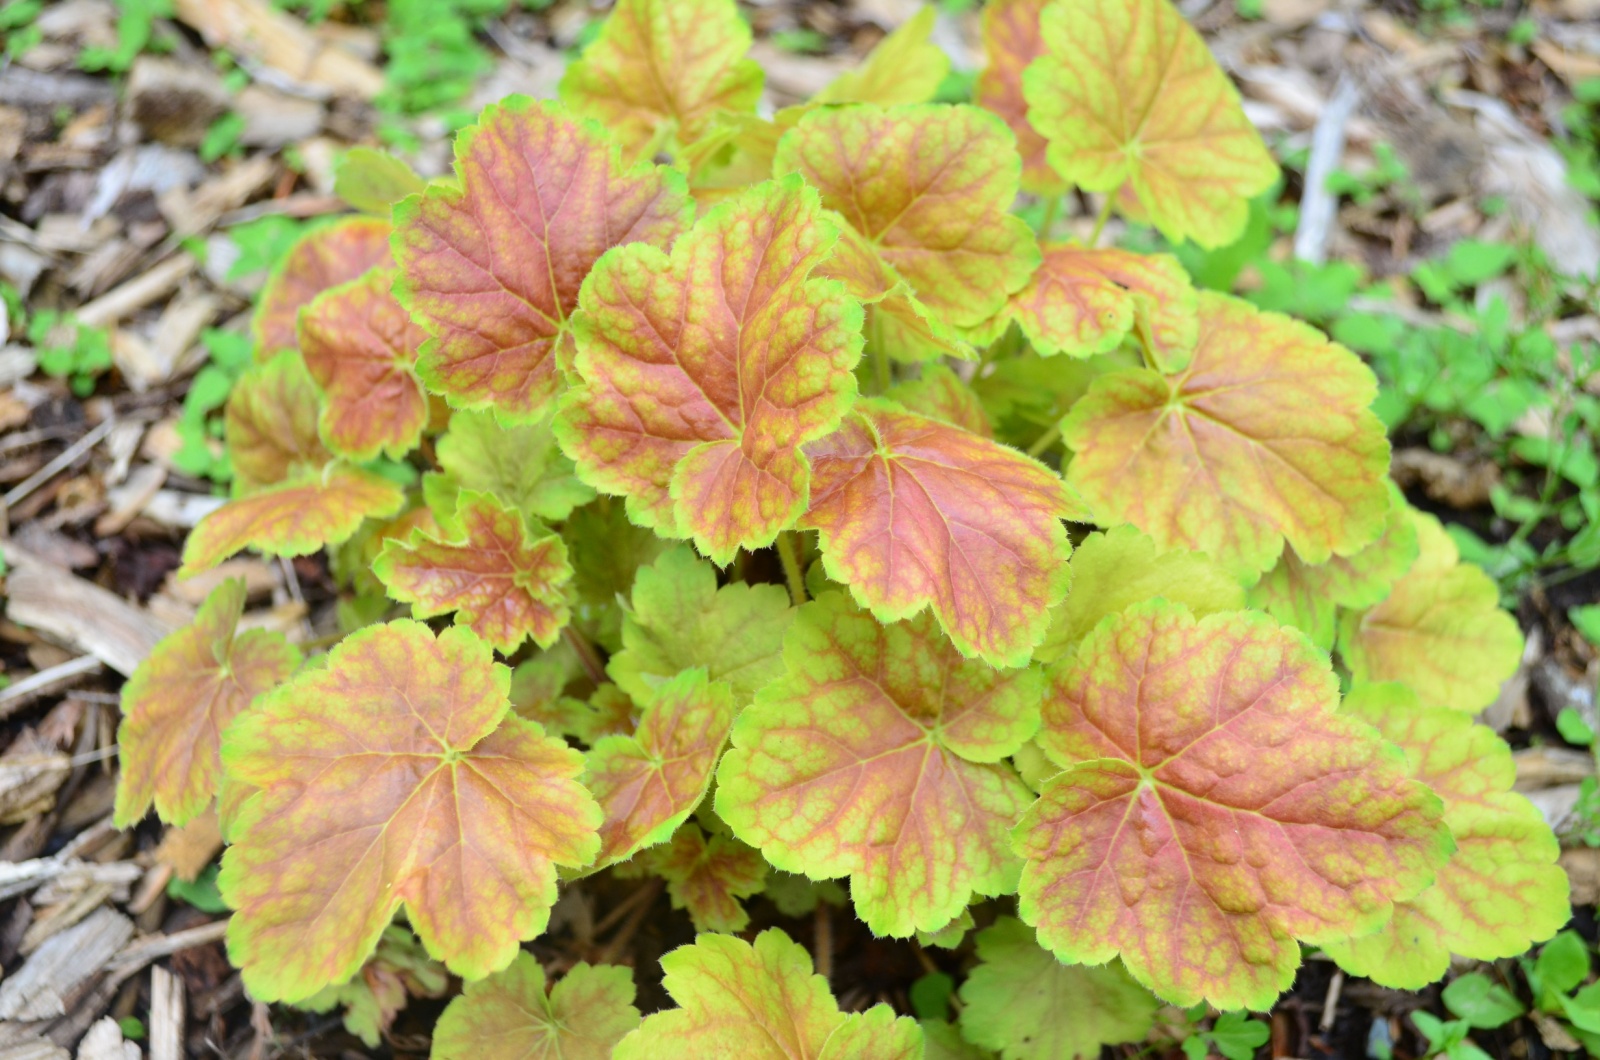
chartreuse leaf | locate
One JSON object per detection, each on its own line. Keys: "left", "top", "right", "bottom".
{"left": 373, "top": 491, "right": 572, "bottom": 654}
{"left": 298, "top": 267, "right": 430, "bottom": 462}
{"left": 607, "top": 546, "right": 793, "bottom": 707}
{"left": 560, "top": 0, "right": 761, "bottom": 161}
{"left": 813, "top": 7, "right": 949, "bottom": 106}
{"left": 431, "top": 953, "right": 640, "bottom": 1060}
{"left": 917, "top": 909, "right": 974, "bottom": 950}
{"left": 393, "top": 96, "right": 691, "bottom": 422}
{"left": 218, "top": 621, "right": 601, "bottom": 1002}
{"left": 774, "top": 104, "right": 1038, "bottom": 331}
{"left": 717, "top": 593, "right": 1040, "bottom": 937}
{"left": 334, "top": 147, "right": 424, "bottom": 216}
{"left": 1249, "top": 485, "right": 1419, "bottom": 651}
{"left": 427, "top": 409, "right": 594, "bottom": 526}
{"left": 802, "top": 399, "right": 1077, "bottom": 667}
{"left": 613, "top": 929, "right": 921, "bottom": 1059}
{"left": 1035, "top": 525, "right": 1243, "bottom": 665}
{"left": 816, "top": 223, "right": 969, "bottom": 364}
{"left": 886, "top": 365, "right": 992, "bottom": 438}
{"left": 1016, "top": 602, "right": 1451, "bottom": 1009}
{"left": 584, "top": 669, "right": 735, "bottom": 866}
{"left": 977, "top": 0, "right": 1062, "bottom": 195}
{"left": 925, "top": 1020, "right": 992, "bottom": 1060}
{"left": 1338, "top": 511, "right": 1523, "bottom": 712}
{"left": 252, "top": 218, "right": 392, "bottom": 359}
{"left": 650, "top": 821, "right": 768, "bottom": 933}
{"left": 985, "top": 245, "right": 1199, "bottom": 371}
{"left": 1322, "top": 683, "right": 1568, "bottom": 987}
{"left": 560, "top": 176, "right": 861, "bottom": 562}
{"left": 1064, "top": 293, "right": 1391, "bottom": 581}
{"left": 298, "top": 926, "right": 447, "bottom": 1048}
{"left": 226, "top": 351, "right": 330, "bottom": 495}
{"left": 1022, "top": 0, "right": 1277, "bottom": 247}
{"left": 958, "top": 917, "right": 1158, "bottom": 1060}
{"left": 563, "top": 499, "right": 666, "bottom": 652}
{"left": 115, "top": 578, "right": 299, "bottom": 828}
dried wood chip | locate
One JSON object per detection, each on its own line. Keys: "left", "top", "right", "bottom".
{"left": 1, "top": 546, "right": 175, "bottom": 677}
{"left": 0, "top": 906, "right": 132, "bottom": 1021}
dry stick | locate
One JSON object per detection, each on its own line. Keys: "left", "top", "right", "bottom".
{"left": 593, "top": 878, "right": 660, "bottom": 937}
{"left": 813, "top": 903, "right": 833, "bottom": 982}
{"left": 1294, "top": 75, "right": 1361, "bottom": 266}
{"left": 776, "top": 531, "right": 808, "bottom": 607}
{"left": 3, "top": 417, "right": 116, "bottom": 509}
{"left": 0, "top": 655, "right": 102, "bottom": 719}
{"left": 596, "top": 878, "right": 663, "bottom": 965}
{"left": 1320, "top": 969, "right": 1344, "bottom": 1032}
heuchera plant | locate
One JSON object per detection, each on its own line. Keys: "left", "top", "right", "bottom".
{"left": 116, "top": 0, "right": 1569, "bottom": 1055}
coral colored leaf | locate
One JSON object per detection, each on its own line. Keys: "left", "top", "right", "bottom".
{"left": 1337, "top": 511, "right": 1524, "bottom": 712}
{"left": 886, "top": 365, "right": 992, "bottom": 438}
{"left": 297, "top": 926, "right": 448, "bottom": 1048}
{"left": 393, "top": 96, "right": 691, "bottom": 421}
{"left": 114, "top": 578, "right": 300, "bottom": 828}
{"left": 650, "top": 821, "right": 768, "bottom": 933}
{"left": 560, "top": 176, "right": 862, "bottom": 562}
{"left": 977, "top": 0, "right": 1061, "bottom": 195}
{"left": 218, "top": 621, "right": 601, "bottom": 1002}
{"left": 559, "top": 0, "right": 762, "bottom": 159}
{"left": 716, "top": 593, "right": 1040, "bottom": 936}
{"left": 958, "top": 917, "right": 1159, "bottom": 1060}
{"left": 1016, "top": 601, "right": 1451, "bottom": 1009}
{"left": 817, "top": 224, "right": 969, "bottom": 364}
{"left": 607, "top": 546, "right": 793, "bottom": 706}
{"left": 432, "top": 954, "right": 640, "bottom": 1060}
{"left": 1250, "top": 486, "right": 1419, "bottom": 652}
{"left": 427, "top": 409, "right": 594, "bottom": 526}
{"left": 584, "top": 669, "right": 735, "bottom": 865}
{"left": 613, "top": 928, "right": 920, "bottom": 1060}
{"left": 1035, "top": 525, "right": 1243, "bottom": 665}
{"left": 181, "top": 466, "right": 405, "bottom": 575}
{"left": 990, "top": 245, "right": 1199, "bottom": 371}
{"left": 373, "top": 491, "right": 572, "bottom": 654}
{"left": 1063, "top": 293, "right": 1391, "bottom": 580}
{"left": 1323, "top": 683, "right": 1568, "bottom": 989}
{"left": 814, "top": 7, "right": 950, "bottom": 106}
{"left": 226, "top": 352, "right": 331, "bottom": 495}
{"left": 1022, "top": 0, "right": 1278, "bottom": 247}
{"left": 801, "top": 399, "right": 1075, "bottom": 667}
{"left": 775, "top": 104, "right": 1038, "bottom": 329}
{"left": 298, "top": 268, "right": 429, "bottom": 462}
{"left": 253, "top": 218, "right": 392, "bottom": 359}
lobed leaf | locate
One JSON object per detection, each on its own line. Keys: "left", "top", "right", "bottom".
{"left": 1322, "top": 683, "right": 1568, "bottom": 988}
{"left": 218, "top": 621, "right": 601, "bottom": 1002}
{"left": 1063, "top": 293, "right": 1390, "bottom": 580}
{"left": 563, "top": 499, "right": 667, "bottom": 651}
{"left": 651, "top": 822, "right": 768, "bottom": 933}
{"left": 559, "top": 0, "right": 761, "bottom": 159}
{"left": 1249, "top": 486, "right": 1419, "bottom": 651}
{"left": 607, "top": 545, "right": 794, "bottom": 707}
{"left": 393, "top": 96, "right": 691, "bottom": 421}
{"left": 802, "top": 399, "right": 1075, "bottom": 667}
{"left": 1337, "top": 511, "right": 1523, "bottom": 712}
{"left": 427, "top": 409, "right": 595, "bottom": 526}
{"left": 226, "top": 351, "right": 331, "bottom": 495}
{"left": 886, "top": 365, "right": 992, "bottom": 438}
{"left": 986, "top": 245, "right": 1198, "bottom": 371}
{"left": 976, "top": 0, "right": 1061, "bottom": 195}
{"left": 252, "top": 218, "right": 392, "bottom": 359}
{"left": 717, "top": 593, "right": 1040, "bottom": 937}
{"left": 1022, "top": 0, "right": 1278, "bottom": 247}
{"left": 432, "top": 953, "right": 640, "bottom": 1060}
{"left": 560, "top": 176, "right": 861, "bottom": 562}
{"left": 584, "top": 669, "right": 735, "bottom": 866}
{"left": 115, "top": 578, "right": 300, "bottom": 828}
{"left": 373, "top": 491, "right": 572, "bottom": 654}
{"left": 1016, "top": 601, "right": 1451, "bottom": 1009}
{"left": 298, "top": 268, "right": 430, "bottom": 462}
{"left": 297, "top": 926, "right": 447, "bottom": 1048}
{"left": 613, "top": 928, "right": 920, "bottom": 1059}
{"left": 774, "top": 104, "right": 1038, "bottom": 330}
{"left": 813, "top": 7, "right": 950, "bottom": 107}
{"left": 958, "top": 917, "right": 1159, "bottom": 1060}
{"left": 817, "top": 223, "right": 970, "bottom": 364}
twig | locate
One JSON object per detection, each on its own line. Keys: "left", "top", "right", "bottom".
{"left": 596, "top": 878, "right": 662, "bottom": 965}
{"left": 1320, "top": 969, "right": 1344, "bottom": 1032}
{"left": 0, "top": 655, "right": 102, "bottom": 719}
{"left": 593, "top": 878, "right": 660, "bottom": 937}
{"left": 108, "top": 919, "right": 230, "bottom": 974}
{"left": 776, "top": 531, "right": 808, "bottom": 607}
{"left": 814, "top": 903, "right": 833, "bottom": 982}
{"left": 3, "top": 417, "right": 115, "bottom": 509}
{"left": 1294, "top": 75, "right": 1362, "bottom": 265}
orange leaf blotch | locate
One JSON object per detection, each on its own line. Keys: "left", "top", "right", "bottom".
{"left": 1016, "top": 602, "right": 1452, "bottom": 1010}
{"left": 393, "top": 96, "right": 691, "bottom": 422}
{"left": 1063, "top": 292, "right": 1391, "bottom": 580}
{"left": 374, "top": 491, "right": 572, "bottom": 654}
{"left": 299, "top": 268, "right": 430, "bottom": 462}
{"left": 115, "top": 578, "right": 300, "bottom": 828}
{"left": 775, "top": 104, "right": 1039, "bottom": 330}
{"left": 180, "top": 466, "right": 406, "bottom": 575}
{"left": 651, "top": 823, "right": 768, "bottom": 933}
{"left": 802, "top": 400, "right": 1073, "bottom": 668}
{"left": 226, "top": 352, "right": 331, "bottom": 495}
{"left": 218, "top": 621, "right": 602, "bottom": 1003}
{"left": 584, "top": 669, "right": 736, "bottom": 866}
{"left": 976, "top": 0, "right": 1062, "bottom": 195}
{"left": 252, "top": 218, "right": 392, "bottom": 360}
{"left": 559, "top": 175, "right": 863, "bottom": 563}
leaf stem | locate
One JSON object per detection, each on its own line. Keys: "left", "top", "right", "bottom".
{"left": 869, "top": 308, "right": 890, "bottom": 395}
{"left": 1038, "top": 194, "right": 1061, "bottom": 240}
{"left": 776, "top": 530, "right": 808, "bottom": 606}
{"left": 1088, "top": 194, "right": 1116, "bottom": 246}
{"left": 562, "top": 625, "right": 607, "bottom": 687}
{"left": 1027, "top": 423, "right": 1062, "bottom": 459}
